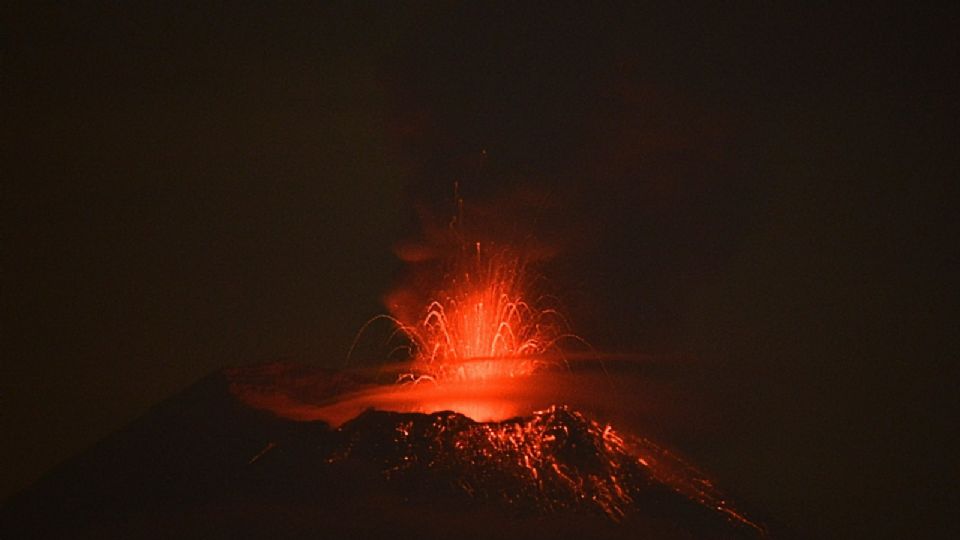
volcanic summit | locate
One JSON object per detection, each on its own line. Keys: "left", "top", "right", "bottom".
{"left": 2, "top": 361, "right": 766, "bottom": 539}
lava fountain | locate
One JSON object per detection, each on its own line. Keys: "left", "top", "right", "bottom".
{"left": 335, "top": 190, "right": 591, "bottom": 421}
{"left": 385, "top": 242, "right": 580, "bottom": 383}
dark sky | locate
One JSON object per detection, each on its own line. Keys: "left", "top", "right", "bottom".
{"left": 2, "top": 3, "right": 956, "bottom": 537}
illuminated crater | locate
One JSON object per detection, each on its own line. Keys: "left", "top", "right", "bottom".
{"left": 229, "top": 363, "right": 765, "bottom": 537}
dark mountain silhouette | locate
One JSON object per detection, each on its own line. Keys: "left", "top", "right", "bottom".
{"left": 2, "top": 366, "right": 766, "bottom": 539}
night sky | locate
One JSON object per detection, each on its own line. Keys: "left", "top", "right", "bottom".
{"left": 2, "top": 3, "right": 956, "bottom": 537}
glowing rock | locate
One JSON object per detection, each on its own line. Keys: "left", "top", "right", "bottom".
{"left": 328, "top": 405, "right": 764, "bottom": 535}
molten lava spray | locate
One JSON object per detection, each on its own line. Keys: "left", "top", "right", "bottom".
{"left": 371, "top": 187, "right": 581, "bottom": 384}
{"left": 390, "top": 242, "right": 577, "bottom": 381}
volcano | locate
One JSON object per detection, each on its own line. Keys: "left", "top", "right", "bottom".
{"left": 2, "top": 362, "right": 766, "bottom": 539}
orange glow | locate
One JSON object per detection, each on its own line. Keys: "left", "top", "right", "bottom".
{"left": 232, "top": 362, "right": 585, "bottom": 425}
{"left": 232, "top": 361, "right": 644, "bottom": 426}
{"left": 344, "top": 186, "right": 587, "bottom": 384}
{"left": 381, "top": 242, "right": 580, "bottom": 383}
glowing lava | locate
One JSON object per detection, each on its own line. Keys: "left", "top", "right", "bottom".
{"left": 330, "top": 405, "right": 763, "bottom": 533}
{"left": 380, "top": 240, "right": 580, "bottom": 385}
{"left": 228, "top": 362, "right": 766, "bottom": 534}
{"left": 337, "top": 192, "right": 589, "bottom": 421}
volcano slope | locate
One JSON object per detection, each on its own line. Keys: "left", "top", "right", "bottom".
{"left": 2, "top": 363, "right": 767, "bottom": 539}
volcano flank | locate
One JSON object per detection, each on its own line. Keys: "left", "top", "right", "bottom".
{"left": 2, "top": 362, "right": 766, "bottom": 539}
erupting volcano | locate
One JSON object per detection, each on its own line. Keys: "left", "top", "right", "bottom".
{"left": 228, "top": 192, "right": 768, "bottom": 537}
{"left": 3, "top": 193, "right": 769, "bottom": 539}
